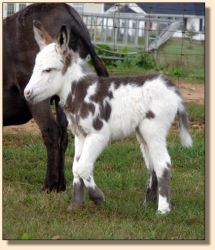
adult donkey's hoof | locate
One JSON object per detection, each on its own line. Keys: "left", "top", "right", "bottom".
{"left": 88, "top": 186, "right": 105, "bottom": 206}
{"left": 42, "top": 178, "right": 66, "bottom": 193}
{"left": 57, "top": 177, "right": 67, "bottom": 192}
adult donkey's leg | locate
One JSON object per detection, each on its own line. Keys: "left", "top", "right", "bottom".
{"left": 55, "top": 98, "right": 68, "bottom": 191}
{"left": 29, "top": 100, "right": 68, "bottom": 192}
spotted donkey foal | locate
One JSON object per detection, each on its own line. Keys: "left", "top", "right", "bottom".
{"left": 24, "top": 24, "right": 192, "bottom": 214}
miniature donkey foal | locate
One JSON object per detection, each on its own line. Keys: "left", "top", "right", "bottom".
{"left": 24, "top": 23, "right": 192, "bottom": 214}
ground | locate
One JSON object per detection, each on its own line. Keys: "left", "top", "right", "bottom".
{"left": 3, "top": 82, "right": 204, "bottom": 135}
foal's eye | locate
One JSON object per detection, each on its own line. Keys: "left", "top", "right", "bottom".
{"left": 43, "top": 69, "right": 52, "bottom": 73}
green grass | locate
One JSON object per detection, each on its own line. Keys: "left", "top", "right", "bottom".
{"left": 157, "top": 39, "right": 204, "bottom": 82}
{"left": 187, "top": 102, "right": 205, "bottom": 121}
{"left": 3, "top": 103, "right": 205, "bottom": 240}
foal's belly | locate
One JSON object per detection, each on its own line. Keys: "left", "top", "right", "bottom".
{"left": 109, "top": 117, "right": 139, "bottom": 140}
{"left": 108, "top": 87, "right": 145, "bottom": 140}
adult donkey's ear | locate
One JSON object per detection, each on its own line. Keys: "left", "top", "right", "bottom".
{"left": 57, "top": 25, "right": 69, "bottom": 54}
{"left": 33, "top": 20, "right": 53, "bottom": 50}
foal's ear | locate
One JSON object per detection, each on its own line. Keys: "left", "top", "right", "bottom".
{"left": 57, "top": 25, "right": 69, "bottom": 53}
{"left": 33, "top": 20, "right": 53, "bottom": 50}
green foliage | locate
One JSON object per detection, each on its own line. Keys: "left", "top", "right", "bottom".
{"left": 115, "top": 51, "right": 155, "bottom": 70}
{"left": 95, "top": 44, "right": 112, "bottom": 57}
{"left": 169, "top": 67, "right": 187, "bottom": 78}
{"left": 95, "top": 44, "right": 155, "bottom": 69}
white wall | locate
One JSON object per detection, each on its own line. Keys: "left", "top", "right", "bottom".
{"left": 83, "top": 3, "right": 104, "bottom": 14}
{"left": 187, "top": 17, "right": 200, "bottom": 32}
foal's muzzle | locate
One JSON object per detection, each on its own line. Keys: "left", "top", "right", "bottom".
{"left": 24, "top": 88, "right": 34, "bottom": 102}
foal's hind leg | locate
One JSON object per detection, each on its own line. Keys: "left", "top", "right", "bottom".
{"left": 138, "top": 121, "right": 171, "bottom": 214}
{"left": 145, "top": 170, "right": 158, "bottom": 204}
{"left": 136, "top": 130, "right": 158, "bottom": 205}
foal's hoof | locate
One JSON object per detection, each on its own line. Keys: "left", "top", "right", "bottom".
{"left": 156, "top": 208, "right": 171, "bottom": 215}
{"left": 67, "top": 201, "right": 84, "bottom": 212}
{"left": 156, "top": 201, "right": 171, "bottom": 214}
{"left": 88, "top": 187, "right": 105, "bottom": 206}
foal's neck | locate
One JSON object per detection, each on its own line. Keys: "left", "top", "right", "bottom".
{"left": 59, "top": 57, "right": 92, "bottom": 106}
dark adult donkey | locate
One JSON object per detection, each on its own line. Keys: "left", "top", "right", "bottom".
{"left": 3, "top": 3, "right": 108, "bottom": 192}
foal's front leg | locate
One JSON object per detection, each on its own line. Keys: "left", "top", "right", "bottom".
{"left": 69, "top": 130, "right": 110, "bottom": 210}
{"left": 68, "top": 135, "right": 85, "bottom": 210}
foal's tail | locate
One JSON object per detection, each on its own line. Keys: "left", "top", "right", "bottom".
{"left": 178, "top": 102, "right": 193, "bottom": 147}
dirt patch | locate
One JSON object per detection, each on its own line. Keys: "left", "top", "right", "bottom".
{"left": 172, "top": 119, "right": 204, "bottom": 133}
{"left": 178, "top": 82, "right": 204, "bottom": 105}
{"left": 3, "top": 82, "right": 204, "bottom": 135}
{"left": 3, "top": 119, "right": 41, "bottom": 135}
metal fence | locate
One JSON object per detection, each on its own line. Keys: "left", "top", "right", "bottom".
{"left": 80, "top": 7, "right": 204, "bottom": 49}
{"left": 81, "top": 12, "right": 187, "bottom": 51}
{"left": 3, "top": 2, "right": 31, "bottom": 18}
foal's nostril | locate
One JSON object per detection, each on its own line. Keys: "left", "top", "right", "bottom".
{"left": 24, "top": 89, "right": 32, "bottom": 99}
